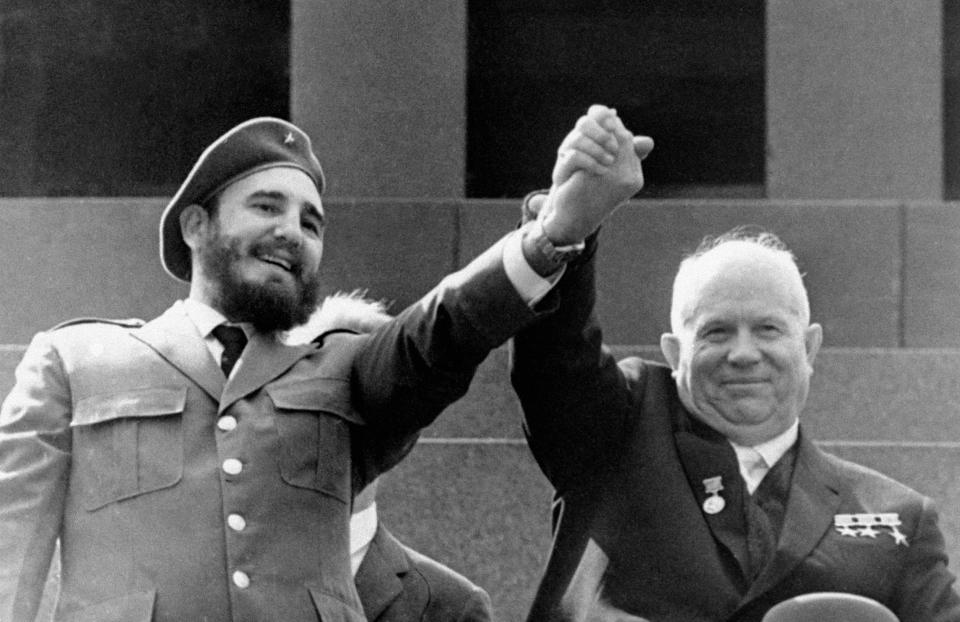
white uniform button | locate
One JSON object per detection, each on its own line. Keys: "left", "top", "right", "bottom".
{"left": 222, "top": 458, "right": 243, "bottom": 475}
{"left": 217, "top": 416, "right": 237, "bottom": 432}
{"left": 227, "top": 513, "right": 247, "bottom": 532}
{"left": 232, "top": 570, "right": 250, "bottom": 589}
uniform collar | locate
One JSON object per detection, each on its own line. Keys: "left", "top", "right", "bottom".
{"left": 182, "top": 298, "right": 253, "bottom": 340}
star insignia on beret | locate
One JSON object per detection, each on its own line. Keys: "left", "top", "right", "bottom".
{"left": 284, "top": 131, "right": 295, "bottom": 145}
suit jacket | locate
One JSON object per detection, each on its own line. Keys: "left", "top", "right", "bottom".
{"left": 0, "top": 235, "right": 542, "bottom": 622}
{"left": 510, "top": 235, "right": 960, "bottom": 622}
{"left": 355, "top": 524, "right": 493, "bottom": 622}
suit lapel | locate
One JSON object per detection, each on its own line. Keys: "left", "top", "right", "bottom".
{"left": 354, "top": 525, "right": 409, "bottom": 620}
{"left": 219, "top": 332, "right": 318, "bottom": 413}
{"left": 674, "top": 428, "right": 752, "bottom": 577}
{"left": 743, "top": 432, "right": 841, "bottom": 602}
{"left": 132, "top": 302, "right": 224, "bottom": 400}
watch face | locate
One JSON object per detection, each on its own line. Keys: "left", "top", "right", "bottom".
{"left": 538, "top": 232, "right": 580, "bottom": 264}
{"left": 525, "top": 219, "right": 584, "bottom": 268}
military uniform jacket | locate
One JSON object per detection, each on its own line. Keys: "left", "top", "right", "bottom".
{"left": 510, "top": 236, "right": 960, "bottom": 622}
{"left": 0, "top": 236, "right": 539, "bottom": 622}
{"left": 355, "top": 524, "right": 493, "bottom": 622}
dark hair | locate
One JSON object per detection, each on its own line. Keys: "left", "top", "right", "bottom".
{"left": 202, "top": 191, "right": 221, "bottom": 218}
{"left": 180, "top": 193, "right": 221, "bottom": 281}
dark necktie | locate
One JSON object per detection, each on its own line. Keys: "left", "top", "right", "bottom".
{"left": 212, "top": 324, "right": 247, "bottom": 377}
{"left": 744, "top": 447, "right": 795, "bottom": 578}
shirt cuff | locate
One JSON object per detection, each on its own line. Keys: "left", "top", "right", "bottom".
{"left": 503, "top": 227, "right": 564, "bottom": 307}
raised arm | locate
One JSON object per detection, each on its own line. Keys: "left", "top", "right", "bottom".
{"left": 511, "top": 106, "right": 654, "bottom": 492}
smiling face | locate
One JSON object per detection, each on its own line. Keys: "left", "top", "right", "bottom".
{"left": 660, "top": 242, "right": 822, "bottom": 446}
{"left": 181, "top": 166, "right": 325, "bottom": 332}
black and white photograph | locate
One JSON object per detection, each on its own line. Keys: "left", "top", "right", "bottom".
{"left": 1, "top": 2, "right": 959, "bottom": 621}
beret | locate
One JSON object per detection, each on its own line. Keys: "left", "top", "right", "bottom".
{"left": 159, "top": 117, "right": 325, "bottom": 282}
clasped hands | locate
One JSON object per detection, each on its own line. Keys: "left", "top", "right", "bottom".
{"left": 528, "top": 105, "right": 654, "bottom": 245}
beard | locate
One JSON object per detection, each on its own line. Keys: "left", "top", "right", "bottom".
{"left": 199, "top": 230, "right": 322, "bottom": 333}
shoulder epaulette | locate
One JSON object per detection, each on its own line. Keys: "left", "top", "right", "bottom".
{"left": 50, "top": 317, "right": 146, "bottom": 331}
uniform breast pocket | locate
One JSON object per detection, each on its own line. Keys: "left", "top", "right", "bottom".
{"left": 268, "top": 378, "right": 362, "bottom": 504}
{"left": 71, "top": 387, "right": 186, "bottom": 510}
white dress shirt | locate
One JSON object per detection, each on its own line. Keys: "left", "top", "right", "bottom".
{"left": 502, "top": 226, "right": 565, "bottom": 306}
{"left": 729, "top": 419, "right": 799, "bottom": 494}
{"left": 348, "top": 502, "right": 379, "bottom": 576}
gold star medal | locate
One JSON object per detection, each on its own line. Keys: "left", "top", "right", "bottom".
{"left": 877, "top": 513, "right": 910, "bottom": 546}
{"left": 834, "top": 513, "right": 909, "bottom": 546}
{"left": 702, "top": 476, "right": 725, "bottom": 514}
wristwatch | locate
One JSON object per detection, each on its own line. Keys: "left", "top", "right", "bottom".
{"left": 524, "top": 219, "right": 585, "bottom": 269}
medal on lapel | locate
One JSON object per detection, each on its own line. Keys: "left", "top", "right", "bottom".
{"left": 833, "top": 513, "right": 909, "bottom": 546}
{"left": 701, "top": 476, "right": 726, "bottom": 514}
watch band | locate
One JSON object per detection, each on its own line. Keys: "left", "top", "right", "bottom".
{"left": 525, "top": 219, "right": 585, "bottom": 268}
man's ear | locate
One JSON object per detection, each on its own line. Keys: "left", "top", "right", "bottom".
{"left": 804, "top": 322, "right": 823, "bottom": 370}
{"left": 179, "top": 204, "right": 208, "bottom": 251}
{"left": 660, "top": 332, "right": 681, "bottom": 370}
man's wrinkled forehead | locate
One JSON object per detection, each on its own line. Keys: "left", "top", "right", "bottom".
{"left": 671, "top": 241, "right": 810, "bottom": 329}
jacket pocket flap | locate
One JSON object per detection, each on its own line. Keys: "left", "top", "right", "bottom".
{"left": 66, "top": 589, "right": 156, "bottom": 622}
{"left": 72, "top": 387, "right": 187, "bottom": 427}
{"left": 267, "top": 378, "right": 363, "bottom": 425}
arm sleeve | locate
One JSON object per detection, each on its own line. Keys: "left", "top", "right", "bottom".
{"left": 0, "top": 332, "right": 72, "bottom": 622}
{"left": 349, "top": 232, "right": 555, "bottom": 477}
{"left": 894, "top": 497, "right": 960, "bottom": 622}
{"left": 510, "top": 231, "right": 634, "bottom": 493}
{"left": 502, "top": 226, "right": 564, "bottom": 306}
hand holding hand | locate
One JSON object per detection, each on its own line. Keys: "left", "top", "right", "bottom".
{"left": 531, "top": 105, "right": 653, "bottom": 244}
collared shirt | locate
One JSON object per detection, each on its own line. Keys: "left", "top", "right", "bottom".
{"left": 729, "top": 419, "right": 799, "bottom": 494}
{"left": 181, "top": 298, "right": 254, "bottom": 377}
{"left": 349, "top": 502, "right": 379, "bottom": 576}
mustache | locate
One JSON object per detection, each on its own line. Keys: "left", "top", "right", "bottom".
{"left": 249, "top": 239, "right": 306, "bottom": 276}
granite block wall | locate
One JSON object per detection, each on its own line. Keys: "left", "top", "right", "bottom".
{"left": 4, "top": 197, "right": 960, "bottom": 347}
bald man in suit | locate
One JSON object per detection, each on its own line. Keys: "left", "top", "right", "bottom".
{"left": 509, "top": 105, "right": 960, "bottom": 621}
